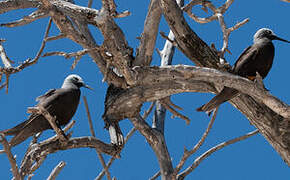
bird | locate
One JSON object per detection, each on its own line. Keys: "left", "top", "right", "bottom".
{"left": 0, "top": 74, "right": 92, "bottom": 147}
{"left": 103, "top": 84, "right": 126, "bottom": 146}
{"left": 197, "top": 28, "right": 290, "bottom": 115}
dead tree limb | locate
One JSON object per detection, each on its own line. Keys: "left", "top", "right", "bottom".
{"left": 46, "top": 161, "right": 66, "bottom": 180}
{"left": 177, "top": 129, "right": 259, "bottom": 179}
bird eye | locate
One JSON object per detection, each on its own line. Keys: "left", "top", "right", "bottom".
{"left": 73, "top": 77, "right": 79, "bottom": 81}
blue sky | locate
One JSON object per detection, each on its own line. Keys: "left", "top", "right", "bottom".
{"left": 0, "top": 0, "right": 289, "bottom": 179}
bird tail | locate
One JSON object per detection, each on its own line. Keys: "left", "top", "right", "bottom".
{"left": 104, "top": 121, "right": 124, "bottom": 146}
{"left": 0, "top": 115, "right": 49, "bottom": 147}
{"left": 0, "top": 120, "right": 33, "bottom": 147}
{"left": 196, "top": 87, "right": 239, "bottom": 115}
{"left": 0, "top": 120, "right": 27, "bottom": 136}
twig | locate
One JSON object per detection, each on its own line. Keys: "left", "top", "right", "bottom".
{"left": 177, "top": 129, "right": 259, "bottom": 179}
{"left": 0, "top": 42, "right": 13, "bottom": 68}
{"left": 42, "top": 47, "right": 99, "bottom": 69}
{"left": 27, "top": 106, "right": 68, "bottom": 143}
{"left": 0, "top": 40, "right": 13, "bottom": 93}
{"left": 31, "top": 17, "right": 52, "bottom": 64}
{"left": 44, "top": 120, "right": 75, "bottom": 143}
{"left": 149, "top": 171, "right": 161, "bottom": 180}
{"left": 30, "top": 132, "right": 43, "bottom": 145}
{"left": 27, "top": 174, "right": 34, "bottom": 180}
{"left": 0, "top": 82, "right": 7, "bottom": 90}
{"left": 83, "top": 96, "right": 112, "bottom": 180}
{"left": 174, "top": 107, "right": 218, "bottom": 175}
{"left": 162, "top": 97, "right": 182, "bottom": 110}
{"left": 88, "top": 0, "right": 93, "bottom": 8}
{"left": 30, "top": 155, "right": 47, "bottom": 175}
{"left": 114, "top": 10, "right": 131, "bottom": 18}
{"left": 183, "top": 0, "right": 249, "bottom": 57}
{"left": 159, "top": 99, "right": 190, "bottom": 125}
{"left": 0, "top": 9, "right": 48, "bottom": 28}
{"left": 47, "top": 161, "right": 66, "bottom": 180}
{"left": 0, "top": 134, "right": 21, "bottom": 180}
{"left": 159, "top": 31, "right": 177, "bottom": 46}
{"left": 0, "top": 18, "right": 52, "bottom": 93}
{"left": 83, "top": 96, "right": 96, "bottom": 137}
{"left": 45, "top": 34, "right": 66, "bottom": 42}
{"left": 19, "top": 121, "right": 75, "bottom": 177}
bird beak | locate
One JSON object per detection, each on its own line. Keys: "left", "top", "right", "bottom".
{"left": 83, "top": 84, "right": 93, "bottom": 90}
{"left": 273, "top": 35, "right": 290, "bottom": 43}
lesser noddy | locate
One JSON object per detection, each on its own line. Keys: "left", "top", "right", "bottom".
{"left": 0, "top": 74, "right": 91, "bottom": 147}
{"left": 103, "top": 84, "right": 125, "bottom": 146}
{"left": 197, "top": 28, "right": 290, "bottom": 114}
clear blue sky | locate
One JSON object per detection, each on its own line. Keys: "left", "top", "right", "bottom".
{"left": 0, "top": 0, "right": 289, "bottom": 179}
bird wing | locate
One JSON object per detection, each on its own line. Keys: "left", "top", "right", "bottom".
{"left": 7, "top": 89, "right": 63, "bottom": 137}
{"left": 35, "top": 89, "right": 56, "bottom": 102}
{"left": 232, "top": 45, "right": 259, "bottom": 76}
{"left": 7, "top": 89, "right": 72, "bottom": 146}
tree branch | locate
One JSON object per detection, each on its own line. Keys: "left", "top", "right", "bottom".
{"left": 83, "top": 96, "right": 111, "bottom": 180}
{"left": 0, "top": 134, "right": 21, "bottom": 180}
{"left": 27, "top": 106, "right": 68, "bottom": 143}
{"left": 95, "top": 102, "right": 155, "bottom": 180}
{"left": 0, "top": 18, "right": 52, "bottom": 93}
{"left": 160, "top": 0, "right": 221, "bottom": 68}
{"left": 104, "top": 65, "right": 290, "bottom": 165}
{"left": 177, "top": 129, "right": 259, "bottom": 179}
{"left": 130, "top": 115, "right": 174, "bottom": 179}
{"left": 183, "top": 0, "right": 249, "bottom": 57}
{"left": 174, "top": 107, "right": 218, "bottom": 176}
{"left": 1, "top": 9, "right": 48, "bottom": 28}
{"left": 134, "top": 0, "right": 162, "bottom": 66}
{"left": 0, "top": 0, "right": 40, "bottom": 15}
{"left": 160, "top": 0, "right": 290, "bottom": 165}
{"left": 19, "top": 136, "right": 118, "bottom": 177}
{"left": 47, "top": 161, "right": 66, "bottom": 180}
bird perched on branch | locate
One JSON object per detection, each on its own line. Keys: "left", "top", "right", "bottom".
{"left": 102, "top": 84, "right": 127, "bottom": 146}
{"left": 197, "top": 28, "right": 290, "bottom": 115}
{"left": 0, "top": 74, "right": 92, "bottom": 147}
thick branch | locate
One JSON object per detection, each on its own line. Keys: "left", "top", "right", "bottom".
{"left": 134, "top": 0, "right": 162, "bottom": 66}
{"left": 20, "top": 136, "right": 118, "bottom": 176}
{"left": 0, "top": 0, "right": 40, "bottom": 14}
{"left": 130, "top": 115, "right": 174, "bottom": 180}
{"left": 104, "top": 65, "right": 290, "bottom": 165}
{"left": 39, "top": 0, "right": 127, "bottom": 87}
{"left": 160, "top": 0, "right": 290, "bottom": 165}
{"left": 160, "top": 0, "right": 221, "bottom": 68}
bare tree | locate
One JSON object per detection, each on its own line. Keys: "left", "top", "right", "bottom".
{"left": 0, "top": 0, "right": 289, "bottom": 179}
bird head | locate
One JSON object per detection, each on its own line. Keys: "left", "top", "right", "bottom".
{"left": 254, "top": 28, "right": 290, "bottom": 43}
{"left": 62, "top": 74, "right": 93, "bottom": 90}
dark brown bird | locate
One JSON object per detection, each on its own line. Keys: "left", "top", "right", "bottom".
{"left": 102, "top": 84, "right": 126, "bottom": 146}
{"left": 0, "top": 74, "right": 91, "bottom": 147}
{"left": 197, "top": 28, "right": 290, "bottom": 114}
